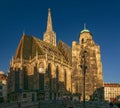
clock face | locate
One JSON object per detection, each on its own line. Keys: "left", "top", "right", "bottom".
{"left": 39, "top": 68, "right": 44, "bottom": 73}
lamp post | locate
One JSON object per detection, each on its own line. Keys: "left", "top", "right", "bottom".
{"left": 80, "top": 50, "right": 87, "bottom": 108}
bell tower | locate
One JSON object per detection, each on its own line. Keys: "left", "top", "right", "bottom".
{"left": 43, "top": 8, "right": 56, "bottom": 46}
{"left": 79, "top": 23, "right": 92, "bottom": 44}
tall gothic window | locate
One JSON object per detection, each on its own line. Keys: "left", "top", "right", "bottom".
{"left": 39, "top": 73, "right": 44, "bottom": 90}
{"left": 56, "top": 66, "right": 59, "bottom": 91}
{"left": 64, "top": 70, "right": 67, "bottom": 88}
{"left": 23, "top": 67, "right": 28, "bottom": 90}
{"left": 47, "top": 63, "right": 52, "bottom": 99}
{"left": 15, "top": 69, "right": 20, "bottom": 92}
{"left": 39, "top": 63, "right": 45, "bottom": 90}
{"left": 47, "top": 63, "right": 51, "bottom": 78}
{"left": 81, "top": 38, "right": 84, "bottom": 44}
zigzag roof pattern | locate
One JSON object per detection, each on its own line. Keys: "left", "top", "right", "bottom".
{"left": 14, "top": 34, "right": 72, "bottom": 64}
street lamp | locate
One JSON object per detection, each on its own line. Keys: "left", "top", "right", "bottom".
{"left": 80, "top": 50, "right": 87, "bottom": 108}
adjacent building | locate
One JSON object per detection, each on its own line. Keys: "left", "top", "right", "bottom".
{"left": 104, "top": 83, "right": 120, "bottom": 102}
{"left": 7, "top": 9, "right": 104, "bottom": 102}
{"left": 0, "top": 71, "right": 7, "bottom": 102}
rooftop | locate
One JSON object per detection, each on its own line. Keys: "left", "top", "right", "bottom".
{"left": 104, "top": 83, "right": 120, "bottom": 87}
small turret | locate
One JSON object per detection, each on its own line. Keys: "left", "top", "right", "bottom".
{"left": 79, "top": 23, "right": 92, "bottom": 44}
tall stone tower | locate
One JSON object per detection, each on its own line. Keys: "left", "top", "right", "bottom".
{"left": 72, "top": 24, "right": 104, "bottom": 101}
{"left": 43, "top": 8, "right": 56, "bottom": 46}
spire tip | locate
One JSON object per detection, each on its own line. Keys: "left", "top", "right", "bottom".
{"left": 84, "top": 23, "right": 86, "bottom": 30}
{"left": 22, "top": 30, "right": 25, "bottom": 36}
{"left": 48, "top": 8, "right": 51, "bottom": 13}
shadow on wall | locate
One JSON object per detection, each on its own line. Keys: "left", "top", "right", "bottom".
{"left": 7, "top": 63, "right": 71, "bottom": 102}
{"left": 90, "top": 87, "right": 104, "bottom": 102}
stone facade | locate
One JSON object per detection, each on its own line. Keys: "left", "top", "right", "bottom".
{"left": 72, "top": 24, "right": 104, "bottom": 101}
{"left": 7, "top": 9, "right": 72, "bottom": 102}
{"left": 7, "top": 9, "right": 104, "bottom": 102}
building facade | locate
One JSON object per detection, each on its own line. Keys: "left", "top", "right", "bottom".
{"left": 7, "top": 9, "right": 72, "bottom": 102}
{"left": 104, "top": 83, "right": 120, "bottom": 102}
{"left": 72, "top": 24, "right": 104, "bottom": 101}
{"left": 7, "top": 9, "right": 104, "bottom": 102}
{"left": 0, "top": 71, "right": 7, "bottom": 102}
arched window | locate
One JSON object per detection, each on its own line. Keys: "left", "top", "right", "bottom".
{"left": 64, "top": 70, "right": 67, "bottom": 87}
{"left": 15, "top": 68, "right": 20, "bottom": 91}
{"left": 38, "top": 62, "right": 44, "bottom": 73}
{"left": 38, "top": 62, "right": 45, "bottom": 90}
{"left": 23, "top": 67, "right": 28, "bottom": 90}
{"left": 56, "top": 66, "right": 59, "bottom": 79}
{"left": 56, "top": 66, "right": 59, "bottom": 91}
{"left": 81, "top": 38, "right": 84, "bottom": 44}
{"left": 47, "top": 63, "right": 52, "bottom": 77}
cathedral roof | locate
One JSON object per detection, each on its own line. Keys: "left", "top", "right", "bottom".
{"left": 14, "top": 34, "right": 72, "bottom": 63}
{"left": 58, "top": 40, "right": 72, "bottom": 63}
{"left": 14, "top": 34, "right": 37, "bottom": 60}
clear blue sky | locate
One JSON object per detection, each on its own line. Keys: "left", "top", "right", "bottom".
{"left": 0, "top": 0, "right": 120, "bottom": 83}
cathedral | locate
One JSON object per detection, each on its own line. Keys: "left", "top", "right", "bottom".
{"left": 7, "top": 9, "right": 104, "bottom": 102}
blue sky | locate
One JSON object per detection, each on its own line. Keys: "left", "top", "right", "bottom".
{"left": 0, "top": 0, "right": 120, "bottom": 83}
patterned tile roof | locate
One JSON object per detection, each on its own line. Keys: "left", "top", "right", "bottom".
{"left": 14, "top": 34, "right": 72, "bottom": 63}
{"left": 58, "top": 40, "right": 72, "bottom": 63}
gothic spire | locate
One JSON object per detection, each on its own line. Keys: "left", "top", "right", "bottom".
{"left": 46, "top": 8, "right": 53, "bottom": 32}
{"left": 43, "top": 8, "right": 56, "bottom": 46}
